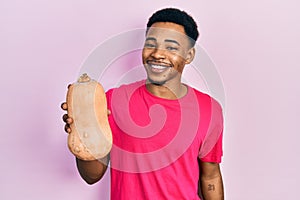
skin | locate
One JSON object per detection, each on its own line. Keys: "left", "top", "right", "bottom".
{"left": 142, "top": 22, "right": 195, "bottom": 99}
{"left": 62, "top": 22, "right": 224, "bottom": 199}
{"left": 199, "top": 161, "right": 224, "bottom": 200}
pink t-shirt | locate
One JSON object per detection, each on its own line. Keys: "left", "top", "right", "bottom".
{"left": 106, "top": 80, "right": 223, "bottom": 200}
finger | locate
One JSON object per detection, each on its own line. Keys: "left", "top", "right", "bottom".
{"left": 67, "top": 84, "right": 72, "bottom": 89}
{"left": 61, "top": 102, "right": 68, "bottom": 110}
{"left": 62, "top": 114, "right": 69, "bottom": 122}
{"left": 66, "top": 117, "right": 73, "bottom": 124}
{"left": 107, "top": 109, "right": 111, "bottom": 116}
{"left": 64, "top": 124, "right": 71, "bottom": 133}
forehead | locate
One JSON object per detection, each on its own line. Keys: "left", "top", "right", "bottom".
{"left": 146, "top": 22, "right": 189, "bottom": 43}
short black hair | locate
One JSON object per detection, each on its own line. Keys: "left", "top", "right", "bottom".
{"left": 146, "top": 8, "right": 199, "bottom": 47}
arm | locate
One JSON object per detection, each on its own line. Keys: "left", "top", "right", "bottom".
{"left": 61, "top": 102, "right": 111, "bottom": 184}
{"left": 76, "top": 155, "right": 109, "bottom": 185}
{"left": 199, "top": 161, "right": 224, "bottom": 200}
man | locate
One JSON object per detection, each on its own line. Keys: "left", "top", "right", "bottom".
{"left": 62, "top": 8, "right": 224, "bottom": 200}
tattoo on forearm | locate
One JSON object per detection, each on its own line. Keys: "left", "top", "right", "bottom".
{"left": 208, "top": 184, "right": 215, "bottom": 191}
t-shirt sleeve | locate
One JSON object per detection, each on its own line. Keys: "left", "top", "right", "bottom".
{"left": 198, "top": 98, "right": 224, "bottom": 163}
{"left": 105, "top": 89, "right": 114, "bottom": 125}
{"left": 105, "top": 89, "right": 113, "bottom": 111}
{"left": 200, "top": 131, "right": 223, "bottom": 163}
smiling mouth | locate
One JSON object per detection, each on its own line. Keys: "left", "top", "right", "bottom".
{"left": 151, "top": 64, "right": 168, "bottom": 70}
{"left": 146, "top": 61, "right": 172, "bottom": 72}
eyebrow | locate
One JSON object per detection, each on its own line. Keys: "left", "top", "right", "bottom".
{"left": 145, "top": 37, "right": 180, "bottom": 46}
{"left": 165, "top": 39, "right": 180, "bottom": 46}
{"left": 145, "top": 37, "right": 156, "bottom": 42}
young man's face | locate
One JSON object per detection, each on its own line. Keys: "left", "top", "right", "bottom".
{"left": 142, "top": 22, "right": 195, "bottom": 86}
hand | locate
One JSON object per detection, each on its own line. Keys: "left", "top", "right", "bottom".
{"left": 61, "top": 102, "right": 73, "bottom": 133}
{"left": 61, "top": 83, "right": 112, "bottom": 161}
{"left": 61, "top": 84, "right": 73, "bottom": 133}
{"left": 61, "top": 84, "right": 111, "bottom": 134}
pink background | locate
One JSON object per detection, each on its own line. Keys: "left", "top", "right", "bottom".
{"left": 1, "top": 0, "right": 299, "bottom": 199}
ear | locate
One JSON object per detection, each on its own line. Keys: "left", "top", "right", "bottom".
{"left": 185, "top": 47, "right": 195, "bottom": 64}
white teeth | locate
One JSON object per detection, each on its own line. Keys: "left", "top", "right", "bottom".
{"left": 151, "top": 64, "right": 167, "bottom": 69}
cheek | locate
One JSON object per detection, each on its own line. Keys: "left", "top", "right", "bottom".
{"left": 142, "top": 49, "right": 150, "bottom": 62}
{"left": 170, "top": 54, "right": 186, "bottom": 65}
{"left": 169, "top": 55, "right": 186, "bottom": 73}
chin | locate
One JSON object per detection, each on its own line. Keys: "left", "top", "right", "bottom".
{"left": 147, "top": 78, "right": 166, "bottom": 86}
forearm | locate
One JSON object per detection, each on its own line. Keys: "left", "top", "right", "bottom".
{"left": 76, "top": 155, "right": 109, "bottom": 184}
{"left": 200, "top": 175, "right": 224, "bottom": 200}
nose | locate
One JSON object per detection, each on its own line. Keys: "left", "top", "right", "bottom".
{"left": 150, "top": 47, "right": 166, "bottom": 60}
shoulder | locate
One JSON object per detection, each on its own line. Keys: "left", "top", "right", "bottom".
{"left": 106, "top": 80, "right": 146, "bottom": 100}
{"left": 189, "top": 87, "right": 222, "bottom": 111}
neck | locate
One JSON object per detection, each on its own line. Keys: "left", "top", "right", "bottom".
{"left": 145, "top": 80, "right": 187, "bottom": 100}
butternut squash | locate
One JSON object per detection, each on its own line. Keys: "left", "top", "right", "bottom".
{"left": 66, "top": 73, "right": 112, "bottom": 160}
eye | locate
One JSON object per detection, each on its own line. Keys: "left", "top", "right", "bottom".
{"left": 166, "top": 46, "right": 178, "bottom": 51}
{"left": 144, "top": 43, "right": 156, "bottom": 48}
